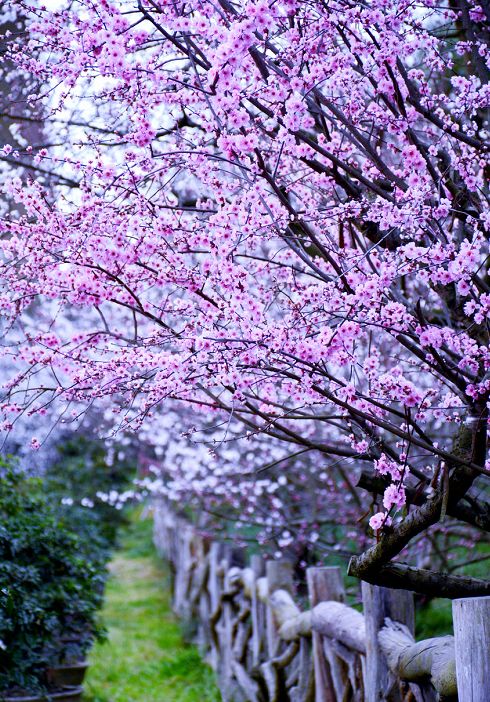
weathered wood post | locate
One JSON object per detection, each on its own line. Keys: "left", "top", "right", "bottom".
{"left": 266, "top": 560, "right": 294, "bottom": 657}
{"left": 362, "top": 583, "right": 414, "bottom": 702}
{"left": 197, "top": 537, "right": 211, "bottom": 651}
{"left": 307, "top": 566, "right": 345, "bottom": 702}
{"left": 452, "top": 596, "right": 490, "bottom": 702}
{"left": 208, "top": 542, "right": 222, "bottom": 611}
{"left": 250, "top": 554, "right": 264, "bottom": 666}
{"left": 173, "top": 522, "right": 194, "bottom": 617}
{"left": 207, "top": 542, "right": 222, "bottom": 671}
{"left": 217, "top": 549, "right": 236, "bottom": 702}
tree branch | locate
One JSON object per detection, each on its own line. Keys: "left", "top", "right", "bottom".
{"left": 357, "top": 470, "right": 490, "bottom": 532}
{"left": 349, "top": 561, "right": 490, "bottom": 598}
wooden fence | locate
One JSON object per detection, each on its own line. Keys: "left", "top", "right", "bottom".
{"left": 152, "top": 500, "right": 490, "bottom": 702}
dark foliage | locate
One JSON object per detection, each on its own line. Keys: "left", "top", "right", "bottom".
{"left": 0, "top": 465, "right": 105, "bottom": 692}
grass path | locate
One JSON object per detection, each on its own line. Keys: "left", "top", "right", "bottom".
{"left": 83, "top": 513, "right": 220, "bottom": 702}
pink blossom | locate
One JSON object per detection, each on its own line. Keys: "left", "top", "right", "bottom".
{"left": 383, "top": 485, "right": 406, "bottom": 510}
{"left": 369, "top": 512, "right": 392, "bottom": 531}
{"left": 0, "top": 0, "right": 486, "bottom": 567}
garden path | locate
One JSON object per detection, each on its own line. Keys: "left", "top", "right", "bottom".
{"left": 83, "top": 513, "right": 220, "bottom": 702}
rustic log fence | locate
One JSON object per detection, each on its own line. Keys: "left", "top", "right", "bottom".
{"left": 153, "top": 500, "right": 490, "bottom": 702}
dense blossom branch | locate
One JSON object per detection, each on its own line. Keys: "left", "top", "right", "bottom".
{"left": 0, "top": 0, "right": 488, "bottom": 595}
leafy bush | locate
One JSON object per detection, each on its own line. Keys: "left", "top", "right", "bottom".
{"left": 0, "top": 464, "right": 105, "bottom": 693}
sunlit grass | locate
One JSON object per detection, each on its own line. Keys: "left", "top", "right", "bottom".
{"left": 83, "top": 511, "right": 220, "bottom": 702}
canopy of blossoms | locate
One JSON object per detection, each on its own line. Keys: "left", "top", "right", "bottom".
{"left": 0, "top": 0, "right": 488, "bottom": 596}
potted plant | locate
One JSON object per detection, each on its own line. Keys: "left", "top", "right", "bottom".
{"left": 45, "top": 623, "right": 103, "bottom": 688}
{"left": 45, "top": 660, "right": 89, "bottom": 690}
{"left": 0, "top": 464, "right": 104, "bottom": 701}
{"left": 1, "top": 690, "right": 84, "bottom": 702}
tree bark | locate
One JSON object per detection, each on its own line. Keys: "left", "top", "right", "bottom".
{"left": 349, "top": 561, "right": 490, "bottom": 598}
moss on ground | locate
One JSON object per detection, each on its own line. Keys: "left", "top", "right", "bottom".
{"left": 83, "top": 511, "right": 220, "bottom": 702}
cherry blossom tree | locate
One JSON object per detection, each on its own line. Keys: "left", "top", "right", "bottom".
{"left": 136, "top": 406, "right": 370, "bottom": 564}
{"left": 136, "top": 405, "right": 487, "bottom": 584}
{"left": 0, "top": 0, "right": 489, "bottom": 597}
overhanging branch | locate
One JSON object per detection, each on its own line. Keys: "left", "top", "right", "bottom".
{"left": 348, "top": 560, "right": 490, "bottom": 599}
{"left": 357, "top": 470, "right": 490, "bottom": 532}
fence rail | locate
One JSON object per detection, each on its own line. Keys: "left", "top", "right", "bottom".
{"left": 153, "top": 500, "right": 489, "bottom": 702}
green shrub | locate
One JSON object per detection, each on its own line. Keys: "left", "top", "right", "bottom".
{"left": 0, "top": 464, "right": 105, "bottom": 693}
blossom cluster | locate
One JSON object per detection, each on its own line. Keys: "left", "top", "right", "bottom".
{"left": 0, "top": 0, "right": 488, "bottom": 557}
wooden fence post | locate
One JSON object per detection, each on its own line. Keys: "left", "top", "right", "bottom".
{"left": 197, "top": 537, "right": 211, "bottom": 652}
{"left": 219, "top": 552, "right": 234, "bottom": 702}
{"left": 173, "top": 522, "right": 194, "bottom": 617}
{"left": 250, "top": 554, "right": 264, "bottom": 667}
{"left": 307, "top": 567, "right": 345, "bottom": 702}
{"left": 362, "top": 583, "right": 414, "bottom": 702}
{"left": 266, "top": 560, "right": 294, "bottom": 657}
{"left": 207, "top": 542, "right": 222, "bottom": 671}
{"left": 453, "top": 596, "right": 490, "bottom": 702}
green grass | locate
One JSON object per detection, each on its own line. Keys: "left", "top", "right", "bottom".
{"left": 415, "top": 542, "right": 490, "bottom": 640}
{"left": 83, "top": 511, "right": 220, "bottom": 702}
